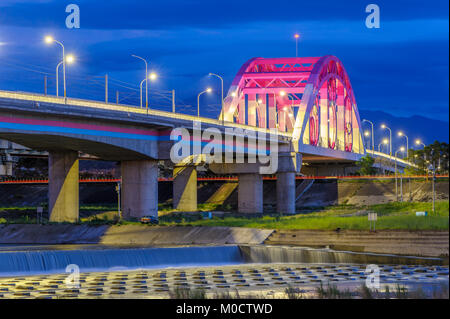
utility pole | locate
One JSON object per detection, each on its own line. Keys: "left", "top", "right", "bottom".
{"left": 116, "top": 91, "right": 119, "bottom": 104}
{"left": 105, "top": 74, "right": 108, "bottom": 103}
{"left": 400, "top": 175, "right": 403, "bottom": 202}
{"left": 432, "top": 168, "right": 436, "bottom": 214}
{"left": 395, "top": 159, "right": 398, "bottom": 201}
{"left": 44, "top": 76, "right": 47, "bottom": 96}
{"left": 409, "top": 175, "right": 412, "bottom": 202}
{"left": 116, "top": 182, "right": 122, "bottom": 221}
{"left": 430, "top": 149, "right": 436, "bottom": 214}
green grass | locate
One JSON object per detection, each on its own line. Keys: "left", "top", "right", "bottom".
{"left": 160, "top": 214, "right": 448, "bottom": 230}
{"left": 1, "top": 201, "right": 448, "bottom": 230}
{"left": 158, "top": 201, "right": 449, "bottom": 231}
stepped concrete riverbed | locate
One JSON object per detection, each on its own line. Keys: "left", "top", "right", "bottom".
{"left": 0, "top": 244, "right": 448, "bottom": 299}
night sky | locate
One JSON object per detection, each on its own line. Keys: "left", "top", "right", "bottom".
{"left": 0, "top": 0, "right": 448, "bottom": 126}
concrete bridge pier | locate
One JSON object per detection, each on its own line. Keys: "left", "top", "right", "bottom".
{"left": 238, "top": 173, "right": 263, "bottom": 213}
{"left": 276, "top": 172, "right": 296, "bottom": 214}
{"left": 121, "top": 160, "right": 159, "bottom": 219}
{"left": 48, "top": 150, "right": 79, "bottom": 222}
{"left": 276, "top": 152, "right": 302, "bottom": 215}
{"left": 173, "top": 164, "right": 197, "bottom": 211}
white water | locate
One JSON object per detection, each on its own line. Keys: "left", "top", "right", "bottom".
{"left": 0, "top": 244, "right": 442, "bottom": 278}
{"left": 0, "top": 245, "right": 243, "bottom": 277}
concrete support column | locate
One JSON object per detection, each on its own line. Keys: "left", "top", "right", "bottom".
{"left": 173, "top": 165, "right": 197, "bottom": 211}
{"left": 121, "top": 160, "right": 158, "bottom": 219}
{"left": 48, "top": 150, "right": 79, "bottom": 222}
{"left": 276, "top": 172, "right": 296, "bottom": 215}
{"left": 238, "top": 173, "right": 263, "bottom": 213}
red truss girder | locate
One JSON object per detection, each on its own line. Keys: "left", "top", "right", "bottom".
{"left": 222, "top": 56, "right": 363, "bottom": 153}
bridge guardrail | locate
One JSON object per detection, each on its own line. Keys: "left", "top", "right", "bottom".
{"left": 370, "top": 150, "right": 416, "bottom": 168}
{"left": 0, "top": 90, "right": 292, "bottom": 138}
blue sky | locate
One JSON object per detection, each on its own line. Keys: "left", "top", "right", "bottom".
{"left": 0, "top": 0, "right": 448, "bottom": 121}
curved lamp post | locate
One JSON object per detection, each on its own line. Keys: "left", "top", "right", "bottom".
{"left": 56, "top": 55, "right": 74, "bottom": 97}
{"left": 197, "top": 88, "right": 212, "bottom": 117}
{"left": 139, "top": 72, "right": 157, "bottom": 108}
{"left": 45, "top": 36, "right": 67, "bottom": 98}
{"left": 362, "top": 119, "right": 374, "bottom": 155}
{"left": 132, "top": 55, "right": 149, "bottom": 110}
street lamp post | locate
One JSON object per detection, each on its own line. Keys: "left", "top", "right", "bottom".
{"left": 294, "top": 34, "right": 300, "bottom": 57}
{"left": 197, "top": 88, "right": 212, "bottom": 117}
{"left": 55, "top": 55, "right": 74, "bottom": 97}
{"left": 132, "top": 55, "right": 149, "bottom": 110}
{"left": 398, "top": 132, "right": 409, "bottom": 160}
{"left": 45, "top": 36, "right": 67, "bottom": 98}
{"left": 139, "top": 78, "right": 146, "bottom": 108}
{"left": 139, "top": 73, "right": 157, "bottom": 109}
{"left": 364, "top": 131, "right": 370, "bottom": 151}
{"left": 416, "top": 139, "right": 427, "bottom": 174}
{"left": 56, "top": 61, "right": 62, "bottom": 97}
{"left": 208, "top": 73, "right": 224, "bottom": 123}
{"left": 362, "top": 119, "right": 374, "bottom": 155}
{"left": 395, "top": 147, "right": 405, "bottom": 202}
{"left": 378, "top": 138, "right": 389, "bottom": 152}
{"left": 381, "top": 124, "right": 392, "bottom": 170}
{"left": 398, "top": 131, "right": 410, "bottom": 201}
{"left": 378, "top": 138, "right": 389, "bottom": 175}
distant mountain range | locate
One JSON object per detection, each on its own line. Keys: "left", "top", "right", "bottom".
{"left": 358, "top": 110, "right": 449, "bottom": 150}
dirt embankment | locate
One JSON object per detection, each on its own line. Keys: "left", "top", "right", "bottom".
{"left": 1, "top": 180, "right": 447, "bottom": 209}
{"left": 295, "top": 180, "right": 449, "bottom": 207}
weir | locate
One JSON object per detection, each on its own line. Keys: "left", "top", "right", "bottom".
{"left": 0, "top": 246, "right": 242, "bottom": 277}
{"left": 0, "top": 245, "right": 444, "bottom": 277}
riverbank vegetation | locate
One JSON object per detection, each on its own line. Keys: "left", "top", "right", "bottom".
{"left": 1, "top": 201, "right": 448, "bottom": 231}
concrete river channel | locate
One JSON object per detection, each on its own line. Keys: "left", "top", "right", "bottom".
{"left": 0, "top": 244, "right": 448, "bottom": 299}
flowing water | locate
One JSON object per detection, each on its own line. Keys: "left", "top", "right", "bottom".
{"left": 0, "top": 245, "right": 243, "bottom": 277}
{"left": 0, "top": 244, "right": 444, "bottom": 278}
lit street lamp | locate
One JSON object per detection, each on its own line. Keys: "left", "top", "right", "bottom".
{"left": 378, "top": 138, "right": 389, "bottom": 153}
{"left": 364, "top": 131, "right": 370, "bottom": 149}
{"left": 197, "top": 88, "right": 212, "bottom": 117}
{"left": 208, "top": 73, "right": 224, "bottom": 122}
{"left": 139, "top": 72, "right": 157, "bottom": 108}
{"left": 362, "top": 119, "right": 374, "bottom": 155}
{"left": 398, "top": 132, "right": 411, "bottom": 202}
{"left": 132, "top": 55, "right": 149, "bottom": 110}
{"left": 398, "top": 131, "right": 409, "bottom": 160}
{"left": 381, "top": 124, "right": 392, "bottom": 167}
{"left": 395, "top": 147, "right": 405, "bottom": 201}
{"left": 45, "top": 36, "right": 67, "bottom": 98}
{"left": 294, "top": 34, "right": 300, "bottom": 57}
{"left": 415, "top": 139, "right": 426, "bottom": 148}
{"left": 56, "top": 55, "right": 75, "bottom": 97}
{"left": 415, "top": 139, "right": 427, "bottom": 172}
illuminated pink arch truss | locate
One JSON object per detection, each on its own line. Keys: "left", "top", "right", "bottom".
{"left": 222, "top": 55, "right": 364, "bottom": 153}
